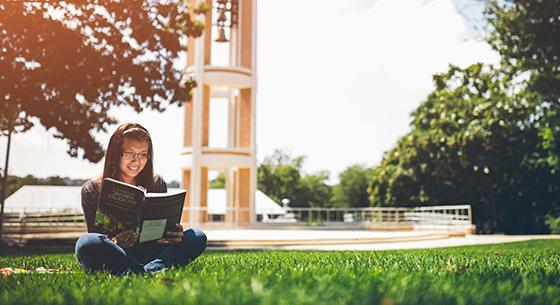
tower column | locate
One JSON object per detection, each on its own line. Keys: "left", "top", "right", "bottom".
{"left": 181, "top": 0, "right": 257, "bottom": 227}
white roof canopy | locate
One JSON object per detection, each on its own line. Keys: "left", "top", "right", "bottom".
{"left": 5, "top": 185, "right": 285, "bottom": 215}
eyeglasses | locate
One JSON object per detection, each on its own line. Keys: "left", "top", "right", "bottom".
{"left": 121, "top": 152, "right": 149, "bottom": 161}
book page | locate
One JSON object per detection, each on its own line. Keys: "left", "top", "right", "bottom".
{"left": 143, "top": 190, "right": 186, "bottom": 232}
{"left": 138, "top": 219, "right": 167, "bottom": 243}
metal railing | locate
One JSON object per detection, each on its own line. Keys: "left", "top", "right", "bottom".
{"left": 407, "top": 205, "right": 472, "bottom": 225}
{"left": 184, "top": 205, "right": 472, "bottom": 229}
{"left": 256, "top": 205, "right": 472, "bottom": 227}
{"left": 1, "top": 205, "right": 473, "bottom": 237}
{"left": 271, "top": 207, "right": 412, "bottom": 225}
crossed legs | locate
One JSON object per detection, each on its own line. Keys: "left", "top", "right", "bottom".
{"left": 75, "top": 228, "right": 207, "bottom": 274}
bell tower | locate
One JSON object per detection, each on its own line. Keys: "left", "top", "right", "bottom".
{"left": 181, "top": 0, "right": 257, "bottom": 226}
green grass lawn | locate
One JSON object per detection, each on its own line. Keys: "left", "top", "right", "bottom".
{"left": 1, "top": 240, "right": 559, "bottom": 305}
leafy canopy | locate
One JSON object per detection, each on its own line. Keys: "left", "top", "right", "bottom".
{"left": 487, "top": 0, "right": 560, "bottom": 170}
{"left": 332, "top": 164, "right": 374, "bottom": 208}
{"left": 257, "top": 149, "right": 332, "bottom": 208}
{"left": 0, "top": 1, "right": 206, "bottom": 162}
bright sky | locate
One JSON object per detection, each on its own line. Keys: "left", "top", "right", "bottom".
{"left": 0, "top": 0, "right": 499, "bottom": 185}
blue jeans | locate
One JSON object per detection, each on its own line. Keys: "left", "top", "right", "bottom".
{"left": 75, "top": 228, "right": 207, "bottom": 274}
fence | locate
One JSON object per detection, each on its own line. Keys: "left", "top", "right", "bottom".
{"left": 256, "top": 205, "right": 472, "bottom": 230}
{"left": 2, "top": 211, "right": 85, "bottom": 245}
{"left": 1, "top": 205, "right": 473, "bottom": 237}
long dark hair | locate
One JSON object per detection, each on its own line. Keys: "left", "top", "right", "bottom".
{"left": 101, "top": 122, "right": 156, "bottom": 191}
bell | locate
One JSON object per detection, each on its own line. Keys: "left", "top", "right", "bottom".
{"left": 217, "top": 11, "right": 227, "bottom": 23}
{"left": 215, "top": 27, "right": 228, "bottom": 42}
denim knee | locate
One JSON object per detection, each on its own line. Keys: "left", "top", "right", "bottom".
{"left": 143, "top": 228, "right": 207, "bottom": 272}
{"left": 75, "top": 232, "right": 143, "bottom": 274}
{"left": 75, "top": 233, "right": 106, "bottom": 268}
{"left": 75, "top": 233, "right": 104, "bottom": 258}
{"left": 184, "top": 228, "right": 207, "bottom": 254}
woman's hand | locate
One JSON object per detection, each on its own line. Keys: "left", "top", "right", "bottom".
{"left": 156, "top": 223, "right": 184, "bottom": 245}
{"left": 111, "top": 230, "right": 137, "bottom": 249}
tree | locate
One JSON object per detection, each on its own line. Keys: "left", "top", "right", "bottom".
{"left": 0, "top": 1, "right": 206, "bottom": 161}
{"left": 0, "top": 1, "right": 206, "bottom": 238}
{"left": 1, "top": 174, "right": 77, "bottom": 198}
{"left": 257, "top": 150, "right": 332, "bottom": 208}
{"left": 486, "top": 0, "right": 560, "bottom": 171}
{"left": 367, "top": 0, "right": 560, "bottom": 233}
{"left": 484, "top": 0, "right": 560, "bottom": 231}
{"left": 332, "top": 164, "right": 374, "bottom": 208}
{"left": 369, "top": 63, "right": 559, "bottom": 233}
{"left": 298, "top": 171, "right": 332, "bottom": 208}
{"left": 209, "top": 173, "right": 225, "bottom": 189}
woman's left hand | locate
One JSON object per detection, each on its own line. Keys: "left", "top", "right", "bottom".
{"left": 156, "top": 223, "right": 183, "bottom": 245}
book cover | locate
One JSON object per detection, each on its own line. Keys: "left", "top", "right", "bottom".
{"left": 95, "top": 177, "right": 186, "bottom": 243}
{"left": 95, "top": 178, "right": 145, "bottom": 235}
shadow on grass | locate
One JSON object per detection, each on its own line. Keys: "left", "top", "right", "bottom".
{"left": 0, "top": 243, "right": 270, "bottom": 258}
{"left": 0, "top": 244, "right": 75, "bottom": 257}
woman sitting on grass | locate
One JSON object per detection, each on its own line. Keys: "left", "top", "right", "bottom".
{"left": 75, "top": 123, "right": 207, "bottom": 274}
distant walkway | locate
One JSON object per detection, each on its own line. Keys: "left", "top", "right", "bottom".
{"left": 204, "top": 229, "right": 560, "bottom": 250}
{"left": 205, "top": 229, "right": 454, "bottom": 248}
{"left": 272, "top": 234, "right": 560, "bottom": 251}
{"left": 8, "top": 229, "right": 560, "bottom": 250}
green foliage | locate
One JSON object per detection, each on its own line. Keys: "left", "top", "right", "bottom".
{"left": 213, "top": 156, "right": 373, "bottom": 208}
{"left": 369, "top": 63, "right": 560, "bottom": 233}
{"left": 545, "top": 215, "right": 560, "bottom": 234}
{"left": 257, "top": 150, "right": 332, "bottom": 207}
{"left": 332, "top": 164, "right": 374, "bottom": 208}
{"left": 209, "top": 173, "right": 225, "bottom": 189}
{"left": 0, "top": 1, "right": 205, "bottom": 161}
{"left": 297, "top": 171, "right": 332, "bottom": 208}
{"left": 486, "top": 0, "right": 560, "bottom": 171}
{"left": 1, "top": 240, "right": 560, "bottom": 305}
{"left": 0, "top": 174, "right": 85, "bottom": 198}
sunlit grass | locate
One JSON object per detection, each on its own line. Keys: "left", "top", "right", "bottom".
{"left": 1, "top": 240, "right": 559, "bottom": 305}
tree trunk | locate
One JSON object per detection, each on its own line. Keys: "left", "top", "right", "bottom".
{"left": 0, "top": 127, "right": 12, "bottom": 239}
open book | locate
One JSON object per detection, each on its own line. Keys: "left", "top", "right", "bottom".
{"left": 94, "top": 177, "right": 187, "bottom": 243}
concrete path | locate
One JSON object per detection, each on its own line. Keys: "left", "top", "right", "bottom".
{"left": 10, "top": 229, "right": 560, "bottom": 250}
{"left": 205, "top": 229, "right": 454, "bottom": 247}
{"left": 204, "top": 229, "right": 560, "bottom": 250}
{"left": 205, "top": 229, "right": 437, "bottom": 240}
{"left": 273, "top": 234, "right": 560, "bottom": 251}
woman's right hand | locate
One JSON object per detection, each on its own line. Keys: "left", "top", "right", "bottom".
{"left": 111, "top": 230, "right": 137, "bottom": 248}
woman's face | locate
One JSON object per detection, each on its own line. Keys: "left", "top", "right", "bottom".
{"left": 119, "top": 138, "right": 149, "bottom": 184}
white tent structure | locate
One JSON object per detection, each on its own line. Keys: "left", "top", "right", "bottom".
{"left": 5, "top": 185, "right": 82, "bottom": 213}
{"left": 4, "top": 185, "right": 285, "bottom": 218}
{"left": 206, "top": 188, "right": 285, "bottom": 216}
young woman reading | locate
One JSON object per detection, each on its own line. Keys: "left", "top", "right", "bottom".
{"left": 75, "top": 123, "right": 206, "bottom": 274}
